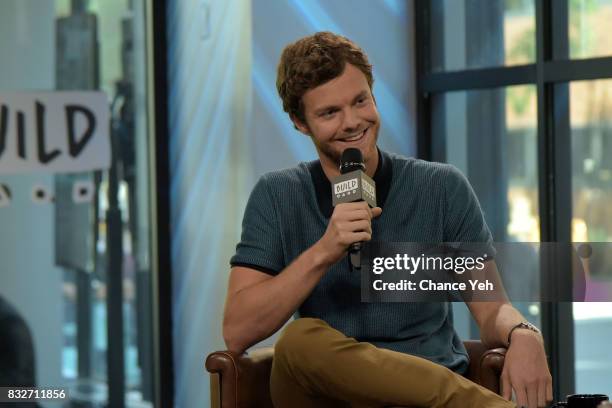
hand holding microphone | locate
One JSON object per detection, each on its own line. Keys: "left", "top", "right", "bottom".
{"left": 317, "top": 201, "right": 382, "bottom": 267}
{"left": 325, "top": 148, "right": 380, "bottom": 269}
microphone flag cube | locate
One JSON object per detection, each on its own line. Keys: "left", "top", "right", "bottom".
{"left": 331, "top": 169, "right": 377, "bottom": 208}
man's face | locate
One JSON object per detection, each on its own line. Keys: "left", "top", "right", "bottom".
{"left": 292, "top": 63, "right": 380, "bottom": 173}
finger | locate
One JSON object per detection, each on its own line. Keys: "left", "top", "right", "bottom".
{"left": 333, "top": 202, "right": 366, "bottom": 217}
{"left": 335, "top": 203, "right": 380, "bottom": 219}
{"left": 347, "top": 220, "right": 371, "bottom": 235}
{"left": 351, "top": 231, "right": 372, "bottom": 242}
{"left": 341, "top": 209, "right": 371, "bottom": 222}
{"left": 501, "top": 373, "right": 512, "bottom": 401}
{"left": 546, "top": 379, "right": 553, "bottom": 403}
{"left": 526, "top": 382, "right": 538, "bottom": 408}
{"left": 537, "top": 381, "right": 547, "bottom": 407}
{"left": 515, "top": 385, "right": 528, "bottom": 408}
{"left": 340, "top": 201, "right": 370, "bottom": 210}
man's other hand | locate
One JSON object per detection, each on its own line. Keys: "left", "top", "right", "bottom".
{"left": 501, "top": 330, "right": 553, "bottom": 408}
{"left": 314, "top": 202, "right": 382, "bottom": 266}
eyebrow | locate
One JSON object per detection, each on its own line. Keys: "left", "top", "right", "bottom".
{"left": 313, "top": 90, "right": 370, "bottom": 115}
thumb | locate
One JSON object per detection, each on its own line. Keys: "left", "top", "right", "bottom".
{"left": 371, "top": 206, "right": 383, "bottom": 218}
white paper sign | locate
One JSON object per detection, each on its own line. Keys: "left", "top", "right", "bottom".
{"left": 0, "top": 91, "right": 110, "bottom": 174}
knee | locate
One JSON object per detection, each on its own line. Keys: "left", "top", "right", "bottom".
{"left": 274, "top": 318, "right": 325, "bottom": 363}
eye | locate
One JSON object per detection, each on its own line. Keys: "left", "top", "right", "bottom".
{"left": 356, "top": 97, "right": 368, "bottom": 105}
{"left": 321, "top": 109, "right": 337, "bottom": 118}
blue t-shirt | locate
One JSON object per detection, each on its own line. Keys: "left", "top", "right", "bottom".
{"left": 231, "top": 149, "right": 493, "bottom": 373}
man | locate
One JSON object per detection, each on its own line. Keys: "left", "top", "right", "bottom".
{"left": 223, "top": 31, "right": 552, "bottom": 408}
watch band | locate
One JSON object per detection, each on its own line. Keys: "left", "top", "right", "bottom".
{"left": 507, "top": 321, "right": 541, "bottom": 347}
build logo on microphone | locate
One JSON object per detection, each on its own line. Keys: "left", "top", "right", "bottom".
{"left": 362, "top": 179, "right": 375, "bottom": 202}
{"left": 334, "top": 178, "right": 359, "bottom": 198}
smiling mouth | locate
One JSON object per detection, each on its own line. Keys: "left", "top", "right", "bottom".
{"left": 339, "top": 127, "right": 368, "bottom": 143}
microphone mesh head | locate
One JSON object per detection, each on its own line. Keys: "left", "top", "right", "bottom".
{"left": 340, "top": 148, "right": 365, "bottom": 174}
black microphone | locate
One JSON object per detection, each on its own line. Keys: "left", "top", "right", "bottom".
{"left": 331, "top": 148, "right": 377, "bottom": 269}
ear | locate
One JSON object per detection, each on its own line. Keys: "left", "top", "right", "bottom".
{"left": 290, "top": 114, "right": 311, "bottom": 136}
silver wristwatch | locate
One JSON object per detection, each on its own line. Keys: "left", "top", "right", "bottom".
{"left": 507, "top": 321, "right": 541, "bottom": 347}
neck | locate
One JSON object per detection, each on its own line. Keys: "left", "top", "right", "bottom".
{"left": 319, "top": 147, "right": 379, "bottom": 181}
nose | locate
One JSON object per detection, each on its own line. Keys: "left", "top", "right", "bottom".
{"left": 341, "top": 107, "right": 360, "bottom": 133}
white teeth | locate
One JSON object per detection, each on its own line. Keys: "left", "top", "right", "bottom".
{"left": 343, "top": 129, "right": 366, "bottom": 142}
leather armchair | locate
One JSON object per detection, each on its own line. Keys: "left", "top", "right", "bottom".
{"left": 205, "top": 340, "right": 506, "bottom": 408}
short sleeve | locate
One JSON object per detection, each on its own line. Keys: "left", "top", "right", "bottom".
{"left": 442, "top": 165, "right": 495, "bottom": 254}
{"left": 229, "top": 176, "right": 284, "bottom": 275}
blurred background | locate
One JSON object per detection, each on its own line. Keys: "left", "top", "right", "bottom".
{"left": 0, "top": 0, "right": 610, "bottom": 407}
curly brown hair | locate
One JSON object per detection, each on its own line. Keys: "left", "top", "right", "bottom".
{"left": 276, "top": 32, "right": 374, "bottom": 126}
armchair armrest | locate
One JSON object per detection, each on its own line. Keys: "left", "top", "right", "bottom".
{"left": 464, "top": 340, "right": 507, "bottom": 394}
{"left": 205, "top": 347, "right": 275, "bottom": 408}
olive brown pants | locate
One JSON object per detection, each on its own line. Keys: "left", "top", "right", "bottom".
{"left": 270, "top": 318, "right": 515, "bottom": 408}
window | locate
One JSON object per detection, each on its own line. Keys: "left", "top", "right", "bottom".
{"left": 569, "top": 79, "right": 612, "bottom": 395}
{"left": 569, "top": 0, "right": 612, "bottom": 59}
{"left": 430, "top": 0, "right": 536, "bottom": 72}
{"left": 416, "top": 0, "right": 612, "bottom": 399}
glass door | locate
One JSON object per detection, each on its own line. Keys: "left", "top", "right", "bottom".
{"left": 0, "top": 0, "right": 155, "bottom": 406}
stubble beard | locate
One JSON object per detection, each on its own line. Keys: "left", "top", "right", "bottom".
{"left": 310, "top": 122, "right": 380, "bottom": 171}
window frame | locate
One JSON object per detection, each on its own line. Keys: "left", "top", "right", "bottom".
{"left": 146, "top": 0, "right": 174, "bottom": 407}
